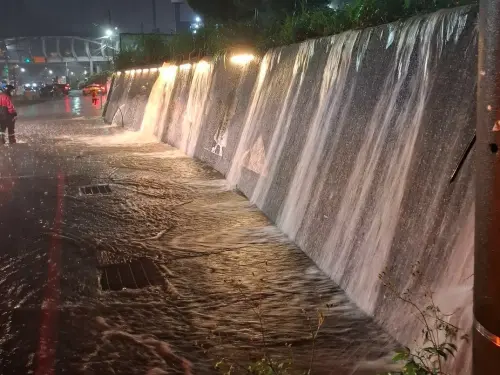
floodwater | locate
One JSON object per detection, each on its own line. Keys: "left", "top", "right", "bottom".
{"left": 0, "top": 95, "right": 396, "bottom": 374}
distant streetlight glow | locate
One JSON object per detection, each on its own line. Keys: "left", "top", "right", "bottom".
{"left": 230, "top": 54, "right": 256, "bottom": 65}
{"left": 70, "top": 71, "right": 75, "bottom": 76}
{"left": 193, "top": 30, "right": 197, "bottom": 34}
{"left": 195, "top": 16, "right": 201, "bottom": 23}
{"left": 84, "top": 70, "right": 88, "bottom": 75}
{"left": 105, "top": 29, "right": 113, "bottom": 37}
{"left": 20, "top": 68, "right": 26, "bottom": 72}
{"left": 49, "top": 70, "right": 53, "bottom": 74}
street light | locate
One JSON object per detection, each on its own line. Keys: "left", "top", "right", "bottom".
{"left": 195, "top": 16, "right": 201, "bottom": 23}
{"left": 20, "top": 68, "right": 26, "bottom": 73}
{"left": 105, "top": 29, "right": 113, "bottom": 38}
{"left": 49, "top": 70, "right": 53, "bottom": 74}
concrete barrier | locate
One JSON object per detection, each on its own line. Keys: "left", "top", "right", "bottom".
{"left": 105, "top": 7, "right": 476, "bottom": 373}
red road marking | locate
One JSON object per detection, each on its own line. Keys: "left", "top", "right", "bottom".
{"left": 35, "top": 172, "right": 65, "bottom": 375}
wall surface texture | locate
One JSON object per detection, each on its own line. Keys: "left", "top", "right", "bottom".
{"left": 105, "top": 6, "right": 476, "bottom": 373}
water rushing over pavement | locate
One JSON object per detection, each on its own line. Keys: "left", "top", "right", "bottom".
{"left": 109, "top": 6, "right": 476, "bottom": 373}
{"left": 0, "top": 99, "right": 396, "bottom": 374}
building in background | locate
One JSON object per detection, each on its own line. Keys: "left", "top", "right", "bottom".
{"left": 171, "top": 0, "right": 192, "bottom": 33}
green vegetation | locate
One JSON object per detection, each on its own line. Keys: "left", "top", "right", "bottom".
{"left": 378, "top": 265, "right": 469, "bottom": 375}
{"left": 208, "top": 264, "right": 468, "bottom": 375}
{"left": 114, "top": 0, "right": 477, "bottom": 70}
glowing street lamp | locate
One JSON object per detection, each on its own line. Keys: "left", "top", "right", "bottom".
{"left": 49, "top": 70, "right": 53, "bottom": 75}
{"left": 230, "top": 53, "right": 256, "bottom": 65}
{"left": 20, "top": 68, "right": 26, "bottom": 72}
{"left": 105, "top": 29, "right": 113, "bottom": 37}
{"left": 195, "top": 16, "right": 201, "bottom": 23}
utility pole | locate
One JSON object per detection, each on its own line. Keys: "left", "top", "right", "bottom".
{"left": 475, "top": 0, "right": 500, "bottom": 373}
{"left": 107, "top": 10, "right": 116, "bottom": 66}
{"left": 152, "top": 0, "right": 158, "bottom": 32}
{"left": 172, "top": 0, "right": 182, "bottom": 33}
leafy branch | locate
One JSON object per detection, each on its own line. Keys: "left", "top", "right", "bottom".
{"left": 378, "top": 264, "right": 469, "bottom": 375}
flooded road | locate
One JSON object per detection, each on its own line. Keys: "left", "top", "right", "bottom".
{"left": 0, "top": 96, "right": 395, "bottom": 374}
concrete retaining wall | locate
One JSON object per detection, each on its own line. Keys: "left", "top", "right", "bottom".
{"left": 104, "top": 6, "right": 476, "bottom": 372}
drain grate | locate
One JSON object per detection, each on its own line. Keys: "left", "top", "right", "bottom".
{"left": 99, "top": 258, "right": 164, "bottom": 291}
{"left": 79, "top": 184, "right": 112, "bottom": 196}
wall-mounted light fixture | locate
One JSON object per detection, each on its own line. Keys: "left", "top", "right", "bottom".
{"left": 161, "top": 65, "right": 178, "bottom": 81}
{"left": 230, "top": 54, "right": 256, "bottom": 65}
{"left": 196, "top": 60, "right": 211, "bottom": 71}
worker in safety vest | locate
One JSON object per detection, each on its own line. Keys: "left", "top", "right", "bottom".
{"left": 0, "top": 85, "right": 17, "bottom": 144}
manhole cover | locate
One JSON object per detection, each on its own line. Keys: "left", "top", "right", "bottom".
{"left": 99, "top": 258, "right": 164, "bottom": 291}
{"left": 79, "top": 184, "right": 112, "bottom": 196}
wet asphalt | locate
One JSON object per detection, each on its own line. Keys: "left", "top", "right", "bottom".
{"left": 0, "top": 94, "right": 396, "bottom": 374}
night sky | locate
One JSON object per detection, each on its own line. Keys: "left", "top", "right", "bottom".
{"left": 0, "top": 0, "right": 195, "bottom": 37}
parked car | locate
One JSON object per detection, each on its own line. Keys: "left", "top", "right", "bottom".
{"left": 39, "top": 84, "right": 55, "bottom": 97}
{"left": 54, "top": 83, "right": 71, "bottom": 95}
{"left": 83, "top": 83, "right": 107, "bottom": 96}
{"left": 39, "top": 83, "right": 70, "bottom": 97}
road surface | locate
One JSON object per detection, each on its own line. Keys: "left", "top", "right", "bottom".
{"left": 0, "top": 95, "right": 395, "bottom": 374}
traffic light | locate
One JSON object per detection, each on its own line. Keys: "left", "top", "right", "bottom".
{"left": 24, "top": 57, "right": 32, "bottom": 63}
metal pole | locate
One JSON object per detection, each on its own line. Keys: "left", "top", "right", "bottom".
{"left": 173, "top": 2, "right": 181, "bottom": 33}
{"left": 475, "top": 0, "right": 500, "bottom": 373}
{"left": 152, "top": 0, "right": 157, "bottom": 32}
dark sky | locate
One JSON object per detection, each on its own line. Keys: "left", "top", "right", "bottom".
{"left": 0, "top": 0, "right": 195, "bottom": 36}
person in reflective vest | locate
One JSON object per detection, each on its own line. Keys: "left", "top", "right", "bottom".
{"left": 0, "top": 85, "right": 17, "bottom": 144}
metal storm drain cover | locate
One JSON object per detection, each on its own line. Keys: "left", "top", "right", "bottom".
{"left": 79, "top": 184, "right": 112, "bottom": 196}
{"left": 99, "top": 258, "right": 164, "bottom": 291}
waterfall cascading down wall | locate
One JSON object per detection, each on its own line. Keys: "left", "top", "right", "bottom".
{"left": 104, "top": 7, "right": 476, "bottom": 373}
